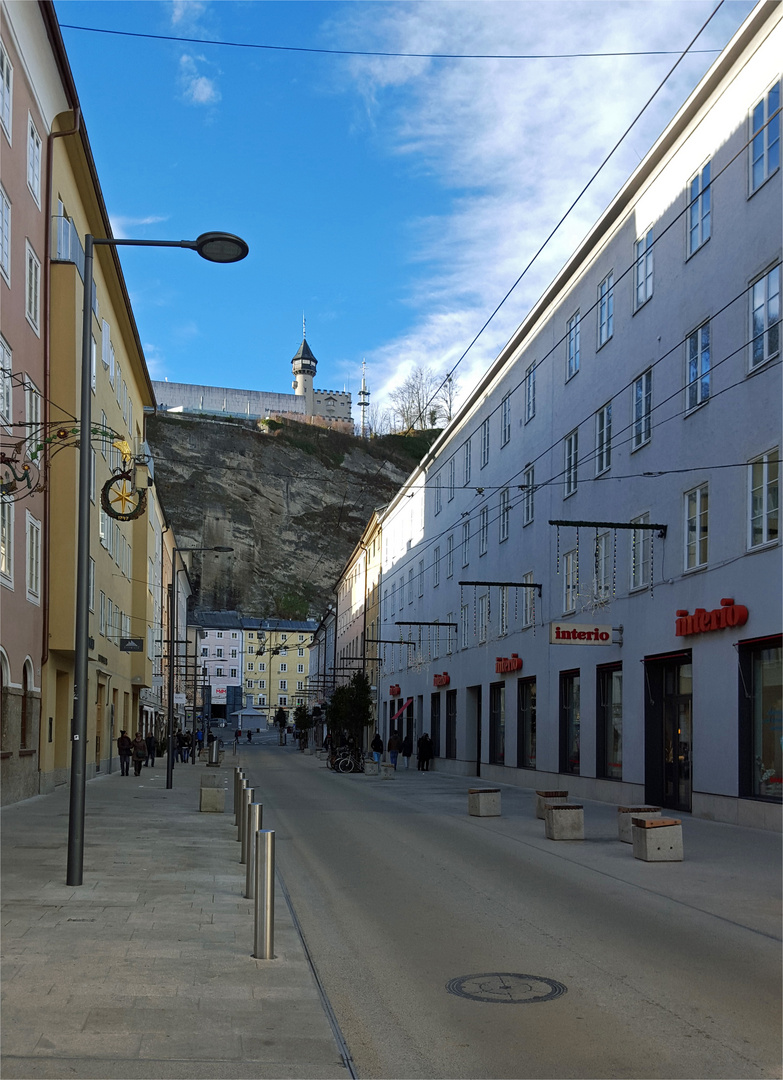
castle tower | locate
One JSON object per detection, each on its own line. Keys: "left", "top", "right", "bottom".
{"left": 291, "top": 319, "right": 317, "bottom": 416}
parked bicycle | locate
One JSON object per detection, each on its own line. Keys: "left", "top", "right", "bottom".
{"left": 327, "top": 746, "right": 365, "bottom": 773}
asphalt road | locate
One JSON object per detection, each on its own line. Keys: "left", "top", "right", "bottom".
{"left": 238, "top": 740, "right": 782, "bottom": 1080}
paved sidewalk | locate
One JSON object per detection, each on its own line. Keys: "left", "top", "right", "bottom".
{"left": 1, "top": 755, "right": 349, "bottom": 1080}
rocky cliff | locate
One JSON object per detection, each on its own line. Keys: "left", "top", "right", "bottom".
{"left": 146, "top": 413, "right": 433, "bottom": 617}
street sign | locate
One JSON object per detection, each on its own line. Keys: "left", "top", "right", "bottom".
{"left": 174, "top": 693, "right": 187, "bottom": 704}
{"left": 152, "top": 676, "right": 164, "bottom": 687}
{"left": 120, "top": 638, "right": 144, "bottom": 652}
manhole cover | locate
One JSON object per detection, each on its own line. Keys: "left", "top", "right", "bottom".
{"left": 446, "top": 973, "right": 567, "bottom": 1004}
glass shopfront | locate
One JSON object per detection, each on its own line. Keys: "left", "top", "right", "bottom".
{"left": 739, "top": 636, "right": 782, "bottom": 801}
{"left": 597, "top": 664, "right": 622, "bottom": 780}
{"left": 644, "top": 651, "right": 693, "bottom": 813}
{"left": 517, "top": 677, "right": 536, "bottom": 769}
{"left": 559, "top": 670, "right": 581, "bottom": 775}
{"left": 489, "top": 682, "right": 505, "bottom": 764}
{"left": 430, "top": 692, "right": 441, "bottom": 758}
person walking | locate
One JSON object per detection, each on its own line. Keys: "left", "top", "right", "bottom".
{"left": 144, "top": 731, "right": 156, "bottom": 768}
{"left": 420, "top": 732, "right": 433, "bottom": 771}
{"left": 196, "top": 728, "right": 204, "bottom": 759}
{"left": 370, "top": 732, "right": 383, "bottom": 764}
{"left": 131, "top": 732, "right": 147, "bottom": 777}
{"left": 117, "top": 730, "right": 132, "bottom": 776}
{"left": 387, "top": 730, "right": 400, "bottom": 770}
{"left": 417, "top": 733, "right": 426, "bottom": 771}
{"left": 402, "top": 733, "right": 413, "bottom": 769}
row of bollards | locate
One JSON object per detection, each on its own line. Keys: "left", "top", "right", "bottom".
{"left": 234, "top": 766, "right": 275, "bottom": 959}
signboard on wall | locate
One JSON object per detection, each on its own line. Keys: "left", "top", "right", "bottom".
{"left": 549, "top": 623, "right": 612, "bottom": 644}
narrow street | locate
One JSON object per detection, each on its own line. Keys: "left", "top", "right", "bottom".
{"left": 239, "top": 741, "right": 782, "bottom": 1080}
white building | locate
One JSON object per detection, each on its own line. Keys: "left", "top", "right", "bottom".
{"left": 377, "top": 3, "right": 781, "bottom": 829}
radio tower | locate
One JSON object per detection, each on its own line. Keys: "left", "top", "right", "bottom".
{"left": 358, "top": 360, "right": 370, "bottom": 438}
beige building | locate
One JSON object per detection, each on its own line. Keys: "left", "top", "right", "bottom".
{"left": 243, "top": 619, "right": 317, "bottom": 724}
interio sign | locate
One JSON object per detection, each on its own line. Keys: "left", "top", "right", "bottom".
{"left": 389, "top": 684, "right": 401, "bottom": 697}
{"left": 433, "top": 672, "right": 450, "bottom": 687}
{"left": 549, "top": 623, "right": 612, "bottom": 644}
{"left": 495, "top": 654, "right": 523, "bottom": 673}
{"left": 675, "top": 598, "right": 748, "bottom": 637}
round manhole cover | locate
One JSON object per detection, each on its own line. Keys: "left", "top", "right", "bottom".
{"left": 446, "top": 973, "right": 567, "bottom": 1004}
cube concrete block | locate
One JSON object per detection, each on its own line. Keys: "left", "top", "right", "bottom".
{"left": 545, "top": 804, "right": 584, "bottom": 840}
{"left": 632, "top": 818, "right": 683, "bottom": 861}
{"left": 468, "top": 788, "right": 501, "bottom": 817}
{"left": 536, "top": 790, "right": 569, "bottom": 819}
{"left": 364, "top": 761, "right": 380, "bottom": 776}
{"left": 381, "top": 763, "right": 396, "bottom": 780}
{"left": 618, "top": 806, "right": 662, "bottom": 843}
{"left": 199, "top": 788, "right": 226, "bottom": 813}
{"left": 200, "top": 773, "right": 223, "bottom": 789}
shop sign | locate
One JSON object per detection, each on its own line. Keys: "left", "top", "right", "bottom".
{"left": 389, "top": 684, "right": 401, "bottom": 697}
{"left": 495, "top": 654, "right": 523, "bottom": 673}
{"left": 213, "top": 686, "right": 227, "bottom": 698}
{"left": 675, "top": 598, "right": 748, "bottom": 637}
{"left": 174, "top": 693, "right": 187, "bottom": 704}
{"left": 433, "top": 672, "right": 450, "bottom": 687}
{"left": 550, "top": 622, "right": 612, "bottom": 644}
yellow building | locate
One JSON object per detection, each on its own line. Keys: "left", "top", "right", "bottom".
{"left": 244, "top": 619, "right": 317, "bottom": 725}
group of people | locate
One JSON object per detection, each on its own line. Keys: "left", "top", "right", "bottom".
{"left": 116, "top": 730, "right": 156, "bottom": 777}
{"left": 371, "top": 730, "right": 434, "bottom": 771}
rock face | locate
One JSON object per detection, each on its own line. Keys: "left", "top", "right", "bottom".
{"left": 146, "top": 414, "right": 428, "bottom": 617}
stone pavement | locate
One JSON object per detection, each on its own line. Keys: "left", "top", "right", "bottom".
{"left": 0, "top": 753, "right": 350, "bottom": 1080}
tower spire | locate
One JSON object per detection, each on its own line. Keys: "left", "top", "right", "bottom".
{"left": 358, "top": 359, "right": 370, "bottom": 438}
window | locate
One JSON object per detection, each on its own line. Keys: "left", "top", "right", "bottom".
{"left": 479, "top": 506, "right": 488, "bottom": 555}
{"left": 560, "top": 671, "right": 581, "bottom": 775}
{"left": 230, "top": 648, "right": 237, "bottom": 658}
{"left": 279, "top": 662, "right": 287, "bottom": 673}
{"left": 461, "top": 521, "right": 470, "bottom": 566}
{"left": 230, "top": 668, "right": 238, "bottom": 679}
{"left": 634, "top": 229, "right": 653, "bottom": 309}
{"left": 25, "top": 242, "right": 41, "bottom": 333}
{"left": 298, "top": 647, "right": 304, "bottom": 656}
{"left": 216, "top": 631, "right": 223, "bottom": 638}
{"left": 480, "top": 418, "right": 490, "bottom": 467}
{"left": 90, "top": 448, "right": 96, "bottom": 503}
{"left": 489, "top": 683, "right": 505, "bottom": 764}
{"left": 566, "top": 311, "right": 580, "bottom": 379}
{"left": 0, "top": 336, "right": 11, "bottom": 427}
{"left": 598, "top": 272, "right": 613, "bottom": 345}
{"left": 202, "top": 647, "right": 209, "bottom": 657}
{"left": 750, "top": 81, "right": 780, "bottom": 193}
{"left": 564, "top": 429, "right": 578, "bottom": 497}
{"left": 0, "top": 497, "right": 13, "bottom": 585}
{"left": 446, "top": 535, "right": 454, "bottom": 578}
{"left": 27, "top": 117, "right": 42, "bottom": 206}
{"left": 418, "top": 559, "right": 424, "bottom": 596}
{"left": 749, "top": 448, "right": 778, "bottom": 548}
{"left": 24, "top": 376, "right": 41, "bottom": 449}
{"left": 501, "top": 393, "right": 511, "bottom": 446}
{"left": 25, "top": 513, "right": 40, "bottom": 602}
{"left": 445, "top": 613, "right": 454, "bottom": 656}
{"left": 524, "top": 362, "right": 536, "bottom": 422}
{"left": 522, "top": 571, "right": 535, "bottom": 627}
{"left": 739, "top": 639, "right": 782, "bottom": 800}
{"left": 88, "top": 558, "right": 95, "bottom": 612}
{"left": 686, "top": 322, "right": 711, "bottom": 410}
{"left": 106, "top": 599, "right": 114, "bottom": 641}
{"left": 499, "top": 488, "right": 510, "bottom": 542}
{"left": 434, "top": 472, "right": 442, "bottom": 515}
{"left": 598, "top": 666, "right": 622, "bottom": 780}
{"left": 478, "top": 594, "right": 487, "bottom": 643}
{"left": 522, "top": 466, "right": 534, "bottom": 526}
{"left": 594, "top": 532, "right": 611, "bottom": 599}
{"left": 595, "top": 403, "right": 611, "bottom": 474}
{"left": 632, "top": 369, "right": 652, "bottom": 449}
{"left": 216, "top": 647, "right": 223, "bottom": 658}
{"left": 685, "top": 484, "right": 709, "bottom": 570}
{"left": 750, "top": 265, "right": 780, "bottom": 370}
{"left": 563, "top": 550, "right": 577, "bottom": 613}
{"left": 433, "top": 546, "right": 440, "bottom": 587}
{"left": 499, "top": 585, "right": 508, "bottom": 635}
{"left": 390, "top": 581, "right": 396, "bottom": 615}
{"left": 297, "top": 663, "right": 304, "bottom": 673}
{"left": 0, "top": 183, "right": 9, "bottom": 284}
{"left": 0, "top": 40, "right": 12, "bottom": 141}
{"left": 631, "top": 512, "right": 650, "bottom": 590}
{"left": 517, "top": 679, "right": 536, "bottom": 769}
{"left": 447, "top": 458, "right": 455, "bottom": 501}
{"left": 246, "top": 679, "right": 255, "bottom": 689}
{"left": 460, "top": 604, "right": 470, "bottom": 649}
{"left": 407, "top": 568, "right": 413, "bottom": 604}
{"left": 91, "top": 337, "right": 97, "bottom": 393}
{"left": 688, "top": 161, "right": 711, "bottom": 255}
{"left": 215, "top": 667, "right": 224, "bottom": 678}
{"left": 99, "top": 592, "right": 106, "bottom": 635}
{"left": 463, "top": 440, "right": 471, "bottom": 485}
{"left": 279, "top": 680, "right": 287, "bottom": 691}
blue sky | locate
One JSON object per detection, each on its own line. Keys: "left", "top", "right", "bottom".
{"left": 54, "top": 0, "right": 754, "bottom": 422}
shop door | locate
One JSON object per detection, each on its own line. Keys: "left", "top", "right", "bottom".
{"left": 663, "top": 662, "right": 692, "bottom": 813}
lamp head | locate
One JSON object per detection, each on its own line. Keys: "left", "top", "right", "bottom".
{"left": 189, "top": 232, "right": 249, "bottom": 263}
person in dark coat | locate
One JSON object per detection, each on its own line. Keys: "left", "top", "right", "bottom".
{"left": 145, "top": 731, "right": 156, "bottom": 767}
{"left": 370, "top": 732, "right": 383, "bottom": 763}
{"left": 419, "top": 733, "right": 434, "bottom": 771}
{"left": 402, "top": 733, "right": 413, "bottom": 769}
{"left": 131, "top": 732, "right": 147, "bottom": 777}
{"left": 387, "top": 731, "right": 400, "bottom": 770}
{"left": 117, "top": 730, "right": 132, "bottom": 776}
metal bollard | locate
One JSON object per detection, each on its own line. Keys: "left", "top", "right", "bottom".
{"left": 253, "top": 829, "right": 275, "bottom": 960}
{"left": 234, "top": 771, "right": 245, "bottom": 827}
{"left": 239, "top": 786, "right": 253, "bottom": 856}
{"left": 236, "top": 778, "right": 247, "bottom": 840}
{"left": 244, "top": 802, "right": 263, "bottom": 898}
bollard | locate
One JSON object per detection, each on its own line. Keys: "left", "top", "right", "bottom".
{"left": 244, "top": 803, "right": 263, "bottom": 898}
{"left": 234, "top": 771, "right": 246, "bottom": 828}
{"left": 236, "top": 778, "right": 247, "bottom": 840}
{"left": 253, "top": 829, "right": 275, "bottom": 960}
{"left": 239, "top": 786, "right": 254, "bottom": 859}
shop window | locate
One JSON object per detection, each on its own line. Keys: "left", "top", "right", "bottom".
{"left": 489, "top": 682, "right": 505, "bottom": 764}
{"left": 445, "top": 689, "right": 457, "bottom": 759}
{"left": 517, "top": 678, "right": 536, "bottom": 769}
{"left": 597, "top": 664, "right": 622, "bottom": 780}
{"left": 739, "top": 637, "right": 782, "bottom": 801}
{"left": 560, "top": 670, "right": 581, "bottom": 775}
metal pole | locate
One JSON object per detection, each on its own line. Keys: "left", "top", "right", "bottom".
{"left": 253, "top": 830, "right": 275, "bottom": 959}
{"left": 240, "top": 786, "right": 254, "bottom": 861}
{"left": 66, "top": 233, "right": 94, "bottom": 887}
{"left": 166, "top": 568, "right": 176, "bottom": 789}
{"left": 244, "top": 802, "right": 262, "bottom": 897}
{"left": 236, "top": 778, "right": 247, "bottom": 840}
{"left": 233, "top": 768, "right": 244, "bottom": 823}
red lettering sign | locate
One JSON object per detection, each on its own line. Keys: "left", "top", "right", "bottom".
{"left": 433, "top": 673, "right": 450, "bottom": 687}
{"left": 389, "top": 684, "right": 401, "bottom": 697}
{"left": 675, "top": 598, "right": 748, "bottom": 637}
{"left": 495, "top": 653, "right": 523, "bottom": 674}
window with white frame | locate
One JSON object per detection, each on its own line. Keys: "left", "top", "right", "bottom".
{"left": 461, "top": 521, "right": 470, "bottom": 566}
{"left": 298, "top": 647, "right": 304, "bottom": 656}
{"left": 99, "top": 591, "right": 106, "bottom": 635}
{"left": 27, "top": 117, "right": 42, "bottom": 207}
{"left": 522, "top": 571, "right": 535, "bottom": 627}
{"left": 90, "top": 335, "right": 96, "bottom": 393}
{"left": 685, "top": 485, "right": 709, "bottom": 570}
{"left": 297, "top": 663, "right": 304, "bottom": 673}
{"left": 418, "top": 559, "right": 424, "bottom": 596}
{"left": 434, "top": 472, "right": 442, "bottom": 515}
{"left": 106, "top": 598, "right": 114, "bottom": 641}
{"left": 522, "top": 466, "right": 534, "bottom": 525}
{"left": 750, "top": 265, "right": 780, "bottom": 370}
{"left": 215, "top": 667, "right": 224, "bottom": 677}
{"left": 477, "top": 594, "right": 488, "bottom": 642}
{"left": 0, "top": 40, "right": 12, "bottom": 141}
{"left": 566, "top": 311, "right": 580, "bottom": 379}
{"left": 216, "top": 631, "right": 223, "bottom": 638}
{"left": 688, "top": 161, "right": 711, "bottom": 255}
{"left": 216, "top": 647, "right": 223, "bottom": 658}
{"left": 563, "top": 550, "right": 577, "bottom": 613}
{"left": 90, "top": 448, "right": 96, "bottom": 503}
{"left": 630, "top": 512, "right": 650, "bottom": 590}
{"left": 382, "top": 588, "right": 388, "bottom": 618}
{"left": 230, "top": 648, "right": 237, "bottom": 658}
{"left": 0, "top": 184, "right": 10, "bottom": 284}
{"left": 598, "top": 272, "right": 613, "bottom": 345}
{"left": 122, "top": 613, "right": 131, "bottom": 639}
{"left": 480, "top": 418, "right": 490, "bottom": 467}
{"left": 0, "top": 336, "right": 11, "bottom": 427}
{"left": 632, "top": 369, "right": 652, "bottom": 449}
{"left": 463, "top": 440, "right": 471, "bottom": 485}
{"left": 279, "top": 662, "right": 287, "bottom": 673}
{"left": 390, "top": 581, "right": 396, "bottom": 615}
{"left": 750, "top": 80, "right": 780, "bottom": 193}
{"left": 88, "top": 557, "right": 95, "bottom": 612}
{"left": 749, "top": 448, "right": 779, "bottom": 548}
{"left": 447, "top": 458, "right": 455, "bottom": 501}
{"left": 634, "top": 229, "right": 653, "bottom": 309}
{"left": 460, "top": 604, "right": 470, "bottom": 649}
{"left": 564, "top": 429, "right": 578, "bottom": 497}
{"left": 279, "top": 679, "right": 287, "bottom": 691}
{"left": 499, "top": 487, "right": 510, "bottom": 542}
{"left": 687, "top": 322, "right": 711, "bottom": 410}
{"left": 479, "top": 506, "right": 488, "bottom": 555}
{"left": 0, "top": 497, "right": 13, "bottom": 585}
{"left": 446, "top": 535, "right": 454, "bottom": 578}
{"left": 501, "top": 393, "right": 511, "bottom": 446}
{"left": 24, "top": 376, "right": 41, "bottom": 448}
{"left": 433, "top": 546, "right": 440, "bottom": 587}
{"left": 595, "top": 402, "right": 611, "bottom": 474}
{"left": 499, "top": 585, "right": 508, "bottom": 635}
{"left": 25, "top": 242, "right": 41, "bottom": 333}
{"left": 524, "top": 362, "right": 536, "bottom": 422}
{"left": 595, "top": 532, "right": 611, "bottom": 599}
{"left": 407, "top": 568, "right": 413, "bottom": 604}
{"left": 230, "top": 668, "right": 238, "bottom": 679}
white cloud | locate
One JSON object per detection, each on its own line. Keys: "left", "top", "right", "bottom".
{"left": 178, "top": 53, "right": 221, "bottom": 106}
{"left": 110, "top": 214, "right": 168, "bottom": 240}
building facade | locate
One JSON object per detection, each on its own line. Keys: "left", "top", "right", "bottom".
{"left": 373, "top": 5, "right": 780, "bottom": 829}
{"left": 244, "top": 619, "right": 317, "bottom": 722}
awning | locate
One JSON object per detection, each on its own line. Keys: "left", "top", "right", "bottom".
{"left": 389, "top": 698, "right": 413, "bottom": 724}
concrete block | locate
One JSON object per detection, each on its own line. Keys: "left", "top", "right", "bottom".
{"left": 380, "top": 763, "right": 395, "bottom": 779}
{"left": 545, "top": 804, "right": 584, "bottom": 840}
{"left": 200, "top": 773, "right": 223, "bottom": 789}
{"left": 632, "top": 817, "right": 683, "bottom": 861}
{"left": 468, "top": 788, "right": 501, "bottom": 817}
{"left": 618, "top": 806, "right": 662, "bottom": 843}
{"left": 199, "top": 788, "right": 226, "bottom": 813}
{"left": 536, "top": 789, "right": 568, "bottom": 819}
{"left": 364, "top": 761, "right": 380, "bottom": 776}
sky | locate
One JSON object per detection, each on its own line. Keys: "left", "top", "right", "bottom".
{"left": 54, "top": 0, "right": 756, "bottom": 424}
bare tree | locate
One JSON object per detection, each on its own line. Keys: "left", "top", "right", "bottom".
{"left": 389, "top": 367, "right": 441, "bottom": 431}
{"left": 434, "top": 371, "right": 460, "bottom": 423}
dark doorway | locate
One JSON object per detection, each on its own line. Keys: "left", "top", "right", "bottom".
{"left": 645, "top": 653, "right": 693, "bottom": 812}
{"left": 466, "top": 685, "right": 482, "bottom": 776}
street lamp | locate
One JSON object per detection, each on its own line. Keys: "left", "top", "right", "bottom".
{"left": 166, "top": 546, "right": 233, "bottom": 790}
{"left": 66, "top": 232, "right": 248, "bottom": 887}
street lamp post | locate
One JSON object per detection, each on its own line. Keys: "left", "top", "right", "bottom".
{"left": 66, "top": 232, "right": 248, "bottom": 887}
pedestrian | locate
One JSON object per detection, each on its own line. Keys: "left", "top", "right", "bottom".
{"left": 402, "top": 732, "right": 413, "bottom": 769}
{"left": 387, "top": 730, "right": 400, "bottom": 770}
{"left": 131, "top": 732, "right": 147, "bottom": 777}
{"left": 207, "top": 730, "right": 215, "bottom": 747}
{"left": 117, "top": 730, "right": 132, "bottom": 776}
{"left": 370, "top": 731, "right": 383, "bottom": 763}
{"left": 145, "top": 730, "right": 156, "bottom": 768}
{"left": 235, "top": 728, "right": 242, "bottom": 747}
{"left": 246, "top": 729, "right": 252, "bottom": 743}
{"left": 417, "top": 733, "right": 426, "bottom": 770}
{"left": 182, "top": 731, "right": 191, "bottom": 764}
{"left": 196, "top": 728, "right": 204, "bottom": 758}
{"left": 420, "top": 732, "right": 433, "bottom": 771}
